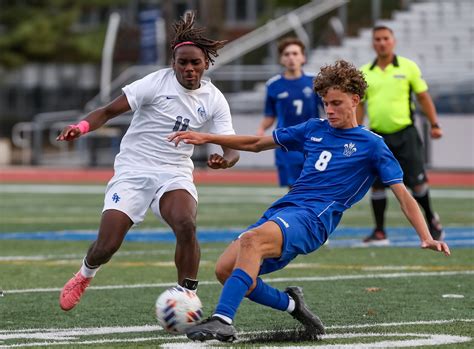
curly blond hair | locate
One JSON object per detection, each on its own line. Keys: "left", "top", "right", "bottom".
{"left": 313, "top": 60, "right": 367, "bottom": 99}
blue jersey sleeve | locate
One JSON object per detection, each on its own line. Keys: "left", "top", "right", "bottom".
{"left": 272, "top": 121, "right": 308, "bottom": 153}
{"left": 373, "top": 139, "right": 404, "bottom": 185}
{"left": 264, "top": 85, "right": 276, "bottom": 117}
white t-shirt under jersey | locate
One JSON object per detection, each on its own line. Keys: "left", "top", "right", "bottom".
{"left": 115, "top": 68, "right": 235, "bottom": 174}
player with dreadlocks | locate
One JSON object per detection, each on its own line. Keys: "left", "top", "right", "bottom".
{"left": 57, "top": 12, "right": 239, "bottom": 311}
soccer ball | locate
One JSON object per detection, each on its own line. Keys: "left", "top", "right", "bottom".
{"left": 155, "top": 286, "right": 203, "bottom": 334}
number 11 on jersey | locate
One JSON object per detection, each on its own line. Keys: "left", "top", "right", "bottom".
{"left": 173, "top": 116, "right": 190, "bottom": 132}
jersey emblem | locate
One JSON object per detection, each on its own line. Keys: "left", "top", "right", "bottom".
{"left": 277, "top": 91, "right": 289, "bottom": 99}
{"left": 311, "top": 137, "right": 323, "bottom": 142}
{"left": 303, "top": 86, "right": 313, "bottom": 98}
{"left": 393, "top": 74, "right": 406, "bottom": 79}
{"left": 343, "top": 142, "right": 357, "bottom": 157}
{"left": 197, "top": 106, "right": 207, "bottom": 118}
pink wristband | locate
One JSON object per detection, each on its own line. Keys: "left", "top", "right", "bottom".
{"left": 72, "top": 120, "right": 90, "bottom": 134}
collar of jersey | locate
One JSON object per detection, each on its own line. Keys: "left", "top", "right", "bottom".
{"left": 328, "top": 124, "right": 363, "bottom": 134}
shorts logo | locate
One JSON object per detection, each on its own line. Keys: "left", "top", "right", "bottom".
{"left": 112, "top": 193, "right": 121, "bottom": 203}
{"left": 343, "top": 142, "right": 357, "bottom": 157}
{"left": 276, "top": 216, "right": 290, "bottom": 228}
{"left": 311, "top": 137, "right": 323, "bottom": 142}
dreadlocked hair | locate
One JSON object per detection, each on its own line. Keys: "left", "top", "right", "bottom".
{"left": 171, "top": 12, "right": 227, "bottom": 65}
{"left": 313, "top": 60, "right": 367, "bottom": 99}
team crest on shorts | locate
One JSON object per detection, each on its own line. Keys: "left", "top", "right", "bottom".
{"left": 112, "top": 193, "right": 121, "bottom": 203}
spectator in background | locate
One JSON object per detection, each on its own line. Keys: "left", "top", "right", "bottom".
{"left": 257, "top": 37, "right": 323, "bottom": 189}
{"left": 358, "top": 25, "right": 444, "bottom": 244}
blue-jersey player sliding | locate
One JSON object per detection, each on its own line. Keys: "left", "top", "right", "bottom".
{"left": 257, "top": 37, "right": 323, "bottom": 188}
{"left": 169, "top": 60, "right": 451, "bottom": 343}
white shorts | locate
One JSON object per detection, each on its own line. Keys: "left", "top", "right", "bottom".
{"left": 103, "top": 170, "right": 198, "bottom": 225}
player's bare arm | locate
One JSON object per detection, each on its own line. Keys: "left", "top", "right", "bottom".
{"left": 207, "top": 146, "right": 240, "bottom": 169}
{"left": 56, "top": 94, "right": 131, "bottom": 142}
{"left": 170, "top": 131, "right": 278, "bottom": 152}
{"left": 416, "top": 91, "right": 443, "bottom": 139}
{"left": 256, "top": 117, "right": 276, "bottom": 136}
{"left": 390, "top": 183, "right": 450, "bottom": 255}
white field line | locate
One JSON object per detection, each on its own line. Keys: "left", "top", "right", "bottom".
{"left": 3, "top": 318, "right": 471, "bottom": 335}
{"left": 0, "top": 248, "right": 221, "bottom": 262}
{"left": 0, "top": 325, "right": 162, "bottom": 339}
{"left": 4, "top": 270, "right": 473, "bottom": 294}
{"left": 0, "top": 320, "right": 472, "bottom": 348}
{"left": 1, "top": 184, "right": 472, "bottom": 199}
{"left": 3, "top": 333, "right": 468, "bottom": 349}
{"left": 0, "top": 336, "right": 172, "bottom": 348}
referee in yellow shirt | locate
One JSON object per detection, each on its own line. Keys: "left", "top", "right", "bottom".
{"left": 358, "top": 25, "right": 444, "bottom": 244}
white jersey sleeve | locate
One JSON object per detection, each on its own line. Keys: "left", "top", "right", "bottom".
{"left": 208, "top": 90, "right": 235, "bottom": 135}
{"left": 122, "top": 72, "right": 160, "bottom": 111}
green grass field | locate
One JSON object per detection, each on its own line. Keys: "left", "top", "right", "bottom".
{"left": 0, "top": 184, "right": 473, "bottom": 348}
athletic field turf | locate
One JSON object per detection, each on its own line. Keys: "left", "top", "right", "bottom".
{"left": 0, "top": 183, "right": 473, "bottom": 348}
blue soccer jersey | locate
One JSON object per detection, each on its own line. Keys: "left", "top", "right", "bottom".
{"left": 271, "top": 118, "right": 403, "bottom": 235}
{"left": 264, "top": 73, "right": 323, "bottom": 166}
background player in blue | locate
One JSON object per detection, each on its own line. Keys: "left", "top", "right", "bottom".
{"left": 170, "top": 60, "right": 451, "bottom": 343}
{"left": 257, "top": 37, "right": 323, "bottom": 188}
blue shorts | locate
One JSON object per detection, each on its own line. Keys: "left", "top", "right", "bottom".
{"left": 245, "top": 205, "right": 328, "bottom": 275}
{"left": 277, "top": 163, "right": 303, "bottom": 187}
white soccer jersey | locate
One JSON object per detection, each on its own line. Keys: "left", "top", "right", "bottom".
{"left": 115, "top": 68, "right": 235, "bottom": 174}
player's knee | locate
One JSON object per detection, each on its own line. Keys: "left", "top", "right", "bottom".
{"left": 172, "top": 217, "right": 197, "bottom": 242}
{"left": 215, "top": 263, "right": 232, "bottom": 284}
{"left": 239, "top": 231, "right": 260, "bottom": 252}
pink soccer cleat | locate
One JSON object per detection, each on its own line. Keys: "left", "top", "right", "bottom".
{"left": 59, "top": 271, "right": 92, "bottom": 311}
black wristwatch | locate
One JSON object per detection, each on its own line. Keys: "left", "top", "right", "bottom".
{"left": 431, "top": 123, "right": 441, "bottom": 129}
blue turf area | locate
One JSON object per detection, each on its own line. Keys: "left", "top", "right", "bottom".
{"left": 1, "top": 227, "right": 472, "bottom": 248}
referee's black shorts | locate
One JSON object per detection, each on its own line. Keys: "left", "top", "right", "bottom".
{"left": 372, "top": 125, "right": 427, "bottom": 190}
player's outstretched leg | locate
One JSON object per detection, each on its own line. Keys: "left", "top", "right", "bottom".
{"left": 285, "top": 286, "right": 325, "bottom": 335}
{"left": 60, "top": 210, "right": 132, "bottom": 311}
{"left": 186, "top": 316, "right": 237, "bottom": 342}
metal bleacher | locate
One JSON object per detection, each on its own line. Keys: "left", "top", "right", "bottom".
{"left": 309, "top": 0, "right": 474, "bottom": 95}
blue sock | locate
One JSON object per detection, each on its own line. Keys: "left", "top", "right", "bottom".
{"left": 246, "top": 277, "right": 289, "bottom": 311}
{"left": 214, "top": 268, "right": 253, "bottom": 321}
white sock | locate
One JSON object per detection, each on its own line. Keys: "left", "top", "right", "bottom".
{"left": 286, "top": 296, "right": 296, "bottom": 313}
{"left": 80, "top": 258, "right": 100, "bottom": 278}
{"left": 212, "top": 313, "right": 233, "bottom": 325}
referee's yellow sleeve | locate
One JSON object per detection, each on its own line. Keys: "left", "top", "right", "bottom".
{"left": 409, "top": 61, "right": 428, "bottom": 94}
